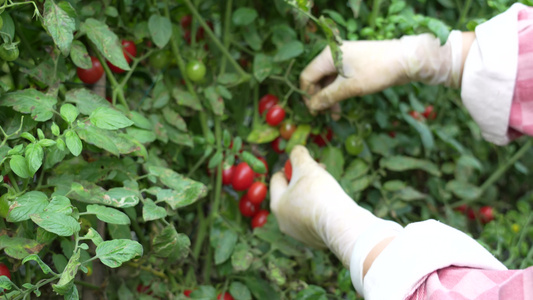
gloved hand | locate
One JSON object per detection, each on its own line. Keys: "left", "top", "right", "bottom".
{"left": 300, "top": 31, "right": 463, "bottom": 113}
{"left": 269, "top": 145, "right": 384, "bottom": 267}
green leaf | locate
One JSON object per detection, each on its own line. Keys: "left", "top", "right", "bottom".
{"left": 22, "top": 254, "right": 54, "bottom": 275}
{"left": 80, "top": 18, "right": 130, "bottom": 71}
{"left": 296, "top": 285, "right": 327, "bottom": 300}
{"left": 148, "top": 166, "right": 207, "bottom": 209}
{"left": 44, "top": 195, "right": 72, "bottom": 215}
{"left": 190, "top": 286, "right": 217, "bottom": 299}
{"left": 286, "top": 124, "right": 311, "bottom": 153}
{"left": 210, "top": 216, "right": 238, "bottom": 265}
{"left": 70, "top": 41, "right": 91, "bottom": 69}
{"left": 30, "top": 212, "right": 80, "bottom": 236}
{"left": 232, "top": 7, "right": 258, "bottom": 26}
{"left": 446, "top": 180, "right": 481, "bottom": 200}
{"left": 83, "top": 228, "right": 104, "bottom": 247}
{"left": 204, "top": 86, "right": 224, "bottom": 116}
{"left": 7, "top": 191, "right": 49, "bottom": 222}
{"left": 129, "top": 111, "right": 153, "bottom": 130}
{"left": 253, "top": 53, "right": 273, "bottom": 83}
{"left": 142, "top": 199, "right": 167, "bottom": 221}
{"left": 0, "top": 235, "right": 44, "bottom": 260}
{"left": 162, "top": 109, "right": 187, "bottom": 132}
{"left": 383, "top": 180, "right": 406, "bottom": 191}
{"left": 0, "top": 12, "right": 15, "bottom": 43}
{"left": 427, "top": 18, "right": 450, "bottom": 44}
{"left": 69, "top": 182, "right": 139, "bottom": 208}
{"left": 103, "top": 188, "right": 140, "bottom": 207}
{"left": 21, "top": 132, "right": 36, "bottom": 143}
{"left": 126, "top": 127, "right": 156, "bottom": 144}
{"left": 320, "top": 147, "right": 344, "bottom": 180}
{"left": 242, "top": 277, "right": 280, "bottom": 300}
{"left": 152, "top": 225, "right": 190, "bottom": 260}
{"left": 96, "top": 239, "right": 143, "bottom": 268}
{"left": 52, "top": 250, "right": 80, "bottom": 295}
{"left": 65, "top": 130, "right": 82, "bottom": 156}
{"left": 317, "top": 16, "right": 344, "bottom": 76}
{"left": 208, "top": 150, "right": 224, "bottom": 169}
{"left": 230, "top": 282, "right": 252, "bottom": 300}
{"left": 246, "top": 124, "right": 279, "bottom": 144}
{"left": 43, "top": 0, "right": 76, "bottom": 55}
{"left": 241, "top": 151, "right": 266, "bottom": 174}
{"left": 172, "top": 88, "right": 202, "bottom": 110}
{"left": 60, "top": 103, "right": 79, "bottom": 123}
{"left": 0, "top": 89, "right": 57, "bottom": 122}
{"left": 86, "top": 204, "right": 130, "bottom": 225}
{"left": 231, "top": 243, "right": 253, "bottom": 272}
{"left": 89, "top": 107, "right": 133, "bottom": 130}
{"left": 75, "top": 123, "right": 120, "bottom": 156}
{"left": 25, "top": 143, "right": 44, "bottom": 175}
{"left": 380, "top": 155, "right": 441, "bottom": 176}
{"left": 148, "top": 15, "right": 172, "bottom": 48}
{"left": 402, "top": 109, "right": 434, "bottom": 154}
{"left": 274, "top": 40, "right": 304, "bottom": 62}
{"left": 65, "top": 88, "right": 111, "bottom": 115}
{"left": 396, "top": 186, "right": 427, "bottom": 201}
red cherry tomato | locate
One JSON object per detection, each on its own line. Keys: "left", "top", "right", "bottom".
{"left": 136, "top": 284, "right": 151, "bottom": 295}
{"left": 222, "top": 165, "right": 234, "bottom": 185}
{"left": 251, "top": 210, "right": 269, "bottom": 228}
{"left": 247, "top": 182, "right": 267, "bottom": 205}
{"left": 266, "top": 105, "right": 286, "bottom": 126}
{"left": 422, "top": 105, "right": 436, "bottom": 120}
{"left": 409, "top": 110, "right": 421, "bottom": 120}
{"left": 0, "top": 263, "right": 11, "bottom": 280}
{"left": 217, "top": 292, "right": 234, "bottom": 300}
{"left": 258, "top": 94, "right": 279, "bottom": 115}
{"left": 388, "top": 131, "right": 396, "bottom": 138}
{"left": 184, "top": 289, "right": 193, "bottom": 297}
{"left": 284, "top": 160, "right": 292, "bottom": 182}
{"left": 279, "top": 122, "right": 297, "bottom": 140}
{"left": 479, "top": 206, "right": 494, "bottom": 224}
{"left": 77, "top": 56, "right": 104, "bottom": 84}
{"left": 107, "top": 40, "right": 137, "bottom": 74}
{"left": 231, "top": 162, "right": 254, "bottom": 191}
{"left": 466, "top": 207, "right": 476, "bottom": 220}
{"left": 3, "top": 175, "right": 10, "bottom": 185}
{"left": 271, "top": 137, "right": 284, "bottom": 154}
{"left": 454, "top": 204, "right": 468, "bottom": 214}
{"left": 311, "top": 127, "right": 333, "bottom": 147}
{"left": 180, "top": 15, "right": 192, "bottom": 29}
{"left": 239, "top": 194, "right": 259, "bottom": 218}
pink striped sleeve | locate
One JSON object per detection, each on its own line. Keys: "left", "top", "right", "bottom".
{"left": 508, "top": 7, "right": 533, "bottom": 136}
{"left": 407, "top": 266, "right": 533, "bottom": 300}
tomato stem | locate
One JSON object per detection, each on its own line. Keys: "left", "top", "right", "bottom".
{"left": 369, "top": 0, "right": 383, "bottom": 29}
{"left": 219, "top": 0, "right": 233, "bottom": 76}
{"left": 92, "top": 47, "right": 130, "bottom": 112}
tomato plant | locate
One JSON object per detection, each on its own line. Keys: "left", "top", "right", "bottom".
{"left": 77, "top": 56, "right": 104, "bottom": 84}
{"left": 107, "top": 40, "right": 137, "bottom": 74}
{"left": 0, "top": 45, "right": 19, "bottom": 62}
{"left": 186, "top": 60, "right": 206, "bottom": 82}
{"left": 345, "top": 134, "right": 364, "bottom": 156}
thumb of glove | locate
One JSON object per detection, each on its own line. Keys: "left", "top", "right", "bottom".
{"left": 269, "top": 172, "right": 288, "bottom": 215}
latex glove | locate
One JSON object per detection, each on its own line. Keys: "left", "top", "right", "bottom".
{"left": 300, "top": 31, "right": 463, "bottom": 112}
{"left": 269, "top": 145, "right": 384, "bottom": 267}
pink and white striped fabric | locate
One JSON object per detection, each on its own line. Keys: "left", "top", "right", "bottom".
{"left": 407, "top": 266, "right": 533, "bottom": 300}
{"left": 508, "top": 7, "right": 533, "bottom": 136}
{"left": 406, "top": 7, "right": 533, "bottom": 300}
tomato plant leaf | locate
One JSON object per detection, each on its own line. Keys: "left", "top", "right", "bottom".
{"left": 65, "top": 130, "right": 82, "bottom": 156}
{"left": 247, "top": 124, "right": 279, "bottom": 144}
{"left": 230, "top": 281, "right": 252, "bottom": 300}
{"left": 148, "top": 15, "right": 172, "bottom": 48}
{"left": 208, "top": 150, "right": 224, "bottom": 169}
{"left": 52, "top": 250, "right": 80, "bottom": 295}
{"left": 347, "top": 0, "right": 362, "bottom": 18}
{"left": 65, "top": 88, "right": 111, "bottom": 115}
{"left": 243, "top": 24, "right": 262, "bottom": 51}
{"left": 43, "top": 196, "right": 72, "bottom": 215}
{"left": 25, "top": 143, "right": 44, "bottom": 175}
{"left": 80, "top": 18, "right": 130, "bottom": 71}
{"left": 253, "top": 53, "right": 273, "bottom": 83}
{"left": 286, "top": 124, "right": 311, "bottom": 152}
{"left": 241, "top": 151, "right": 267, "bottom": 174}
{"left": 401, "top": 106, "right": 435, "bottom": 154}
{"left": 22, "top": 254, "right": 54, "bottom": 275}
{"left": 152, "top": 225, "right": 190, "bottom": 260}
{"left": 231, "top": 243, "right": 253, "bottom": 272}
{"left": 142, "top": 199, "right": 167, "bottom": 221}
{"left": 75, "top": 123, "right": 120, "bottom": 156}
{"left": 89, "top": 107, "right": 133, "bottom": 130}
{"left": 0, "top": 89, "right": 57, "bottom": 122}
{"left": 190, "top": 286, "right": 217, "bottom": 299}
{"left": 60, "top": 103, "right": 79, "bottom": 123}
{"left": 242, "top": 277, "right": 280, "bottom": 300}
{"left": 96, "top": 239, "right": 143, "bottom": 268}
{"left": 0, "top": 235, "right": 44, "bottom": 260}
{"left": 204, "top": 86, "right": 225, "bottom": 116}
{"left": 232, "top": 7, "right": 258, "bottom": 26}
{"left": 426, "top": 18, "right": 450, "bottom": 45}
{"left": 172, "top": 88, "right": 202, "bottom": 111}
{"left": 162, "top": 109, "right": 187, "bottom": 132}
{"left": 84, "top": 228, "right": 104, "bottom": 247}
{"left": 396, "top": 186, "right": 427, "bottom": 201}
{"left": 7, "top": 191, "right": 49, "bottom": 222}
{"left": 320, "top": 147, "right": 344, "bottom": 180}
{"left": 445, "top": 180, "right": 481, "bottom": 200}
{"left": 125, "top": 127, "right": 156, "bottom": 144}
{"left": 273, "top": 40, "right": 304, "bottom": 62}
{"left": 43, "top": 0, "right": 76, "bottom": 56}
{"left": 296, "top": 285, "right": 327, "bottom": 300}
{"left": 380, "top": 155, "right": 441, "bottom": 176}
{"left": 210, "top": 216, "right": 238, "bottom": 265}
{"left": 30, "top": 212, "right": 80, "bottom": 236}
{"left": 86, "top": 204, "right": 130, "bottom": 225}
{"left": 316, "top": 16, "right": 344, "bottom": 76}
{"left": 0, "top": 12, "right": 15, "bottom": 43}
{"left": 148, "top": 166, "right": 207, "bottom": 209}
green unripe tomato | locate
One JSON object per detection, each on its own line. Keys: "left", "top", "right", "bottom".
{"left": 149, "top": 51, "right": 170, "bottom": 69}
{"left": 0, "top": 45, "right": 19, "bottom": 62}
{"left": 345, "top": 134, "right": 364, "bottom": 156}
{"left": 186, "top": 60, "right": 206, "bottom": 82}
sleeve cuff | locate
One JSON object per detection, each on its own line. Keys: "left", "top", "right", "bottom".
{"left": 356, "top": 220, "right": 507, "bottom": 300}
{"left": 461, "top": 3, "right": 527, "bottom": 145}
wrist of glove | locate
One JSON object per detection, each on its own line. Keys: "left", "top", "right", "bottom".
{"left": 300, "top": 30, "right": 464, "bottom": 112}
{"left": 269, "top": 146, "right": 400, "bottom": 268}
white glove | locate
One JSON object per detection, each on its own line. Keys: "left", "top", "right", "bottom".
{"left": 269, "top": 145, "right": 398, "bottom": 267}
{"left": 300, "top": 31, "right": 464, "bottom": 112}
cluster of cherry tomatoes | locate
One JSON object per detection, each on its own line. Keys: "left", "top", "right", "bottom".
{"left": 408, "top": 105, "right": 437, "bottom": 121}
{"left": 455, "top": 205, "right": 495, "bottom": 224}
{"left": 76, "top": 40, "right": 137, "bottom": 84}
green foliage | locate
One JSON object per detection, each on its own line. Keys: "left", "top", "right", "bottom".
{"left": 0, "top": 0, "right": 531, "bottom": 299}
